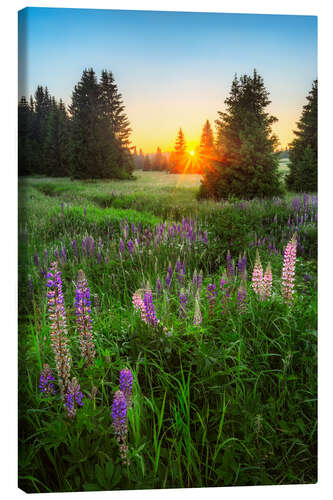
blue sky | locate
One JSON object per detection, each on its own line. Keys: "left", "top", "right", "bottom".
{"left": 18, "top": 8, "right": 317, "bottom": 152}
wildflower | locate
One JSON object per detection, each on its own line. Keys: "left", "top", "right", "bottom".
{"left": 252, "top": 250, "right": 263, "bottom": 299}
{"left": 179, "top": 289, "right": 188, "bottom": 318}
{"left": 156, "top": 277, "right": 162, "bottom": 295}
{"left": 120, "top": 368, "right": 133, "bottom": 408}
{"left": 226, "top": 250, "right": 234, "bottom": 279}
{"left": 46, "top": 261, "right": 71, "bottom": 397}
{"left": 132, "top": 291, "right": 147, "bottom": 323}
{"left": 198, "top": 269, "right": 203, "bottom": 290}
{"left": 207, "top": 283, "right": 217, "bottom": 316}
{"left": 128, "top": 239, "right": 134, "bottom": 254}
{"left": 282, "top": 233, "right": 297, "bottom": 304}
{"left": 263, "top": 262, "right": 272, "bottom": 300}
{"left": 119, "top": 239, "right": 125, "bottom": 255}
{"left": 143, "top": 290, "right": 159, "bottom": 326}
{"left": 238, "top": 253, "right": 247, "bottom": 280}
{"left": 237, "top": 284, "right": 247, "bottom": 314}
{"left": 75, "top": 270, "right": 96, "bottom": 366}
{"left": 39, "top": 364, "right": 56, "bottom": 395}
{"left": 193, "top": 290, "right": 202, "bottom": 326}
{"left": 111, "top": 390, "right": 129, "bottom": 465}
{"left": 192, "top": 269, "right": 198, "bottom": 292}
{"left": 65, "top": 377, "right": 83, "bottom": 419}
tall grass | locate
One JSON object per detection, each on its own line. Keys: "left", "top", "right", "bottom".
{"left": 18, "top": 173, "right": 317, "bottom": 492}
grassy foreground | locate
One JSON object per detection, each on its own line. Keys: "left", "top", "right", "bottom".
{"left": 18, "top": 172, "right": 317, "bottom": 492}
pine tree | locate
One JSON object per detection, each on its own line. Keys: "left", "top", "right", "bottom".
{"left": 152, "top": 147, "right": 164, "bottom": 171}
{"left": 198, "top": 120, "right": 215, "bottom": 174}
{"left": 143, "top": 155, "right": 152, "bottom": 171}
{"left": 18, "top": 97, "right": 34, "bottom": 175}
{"left": 200, "top": 70, "right": 282, "bottom": 199}
{"left": 44, "top": 99, "right": 71, "bottom": 177}
{"left": 169, "top": 128, "right": 187, "bottom": 173}
{"left": 30, "top": 86, "right": 53, "bottom": 174}
{"left": 286, "top": 80, "right": 317, "bottom": 192}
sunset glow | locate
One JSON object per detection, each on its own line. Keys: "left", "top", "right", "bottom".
{"left": 19, "top": 8, "right": 317, "bottom": 154}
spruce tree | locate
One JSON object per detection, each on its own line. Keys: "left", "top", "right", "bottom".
{"left": 143, "top": 155, "right": 152, "bottom": 171}
{"left": 44, "top": 99, "right": 71, "bottom": 177}
{"left": 199, "top": 120, "right": 215, "bottom": 174}
{"left": 286, "top": 79, "right": 317, "bottom": 192}
{"left": 200, "top": 70, "right": 282, "bottom": 199}
{"left": 153, "top": 147, "right": 164, "bottom": 171}
{"left": 169, "top": 128, "right": 187, "bottom": 173}
{"left": 18, "top": 97, "right": 33, "bottom": 175}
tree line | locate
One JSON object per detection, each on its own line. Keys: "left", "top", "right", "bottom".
{"left": 18, "top": 68, "right": 134, "bottom": 179}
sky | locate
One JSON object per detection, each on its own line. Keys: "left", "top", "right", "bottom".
{"left": 18, "top": 7, "right": 317, "bottom": 153}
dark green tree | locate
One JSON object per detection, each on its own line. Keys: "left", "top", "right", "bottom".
{"left": 198, "top": 120, "right": 215, "bottom": 174}
{"left": 44, "top": 99, "right": 71, "bottom": 177}
{"left": 143, "top": 155, "right": 152, "bottom": 171}
{"left": 18, "top": 97, "right": 34, "bottom": 176}
{"left": 199, "top": 70, "right": 282, "bottom": 199}
{"left": 286, "top": 79, "right": 317, "bottom": 192}
{"left": 169, "top": 128, "right": 187, "bottom": 173}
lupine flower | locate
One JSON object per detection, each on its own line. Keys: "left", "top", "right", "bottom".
{"left": 207, "top": 283, "right": 217, "bottom": 316}
{"left": 34, "top": 253, "right": 41, "bottom": 268}
{"left": 237, "top": 284, "right": 247, "bottom": 314}
{"left": 252, "top": 250, "right": 263, "bottom": 299}
{"left": 128, "top": 239, "right": 134, "bottom": 254}
{"left": 120, "top": 368, "right": 133, "bottom": 408}
{"left": 198, "top": 270, "right": 203, "bottom": 290}
{"left": 75, "top": 270, "right": 96, "bottom": 366}
{"left": 193, "top": 290, "right": 202, "bottom": 326}
{"left": 143, "top": 290, "right": 159, "bottom": 326}
{"left": 282, "top": 233, "right": 297, "bottom": 304}
{"left": 226, "top": 251, "right": 234, "bottom": 279}
{"left": 132, "top": 291, "right": 147, "bottom": 323}
{"left": 119, "top": 239, "right": 125, "bottom": 255}
{"left": 65, "top": 377, "right": 83, "bottom": 419}
{"left": 192, "top": 269, "right": 198, "bottom": 292}
{"left": 111, "top": 390, "right": 129, "bottom": 465}
{"left": 179, "top": 289, "right": 188, "bottom": 318}
{"left": 61, "top": 247, "right": 66, "bottom": 263}
{"left": 203, "top": 231, "right": 208, "bottom": 244}
{"left": 72, "top": 239, "right": 78, "bottom": 260}
{"left": 46, "top": 261, "right": 71, "bottom": 397}
{"left": 156, "top": 277, "right": 162, "bottom": 295}
{"left": 263, "top": 262, "right": 272, "bottom": 300}
{"left": 39, "top": 364, "right": 56, "bottom": 395}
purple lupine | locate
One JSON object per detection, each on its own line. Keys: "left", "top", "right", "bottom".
{"left": 128, "top": 239, "right": 134, "bottom": 254}
{"left": 179, "top": 290, "right": 188, "bottom": 318}
{"left": 198, "top": 270, "right": 203, "bottom": 290}
{"left": 143, "top": 290, "right": 159, "bottom": 326}
{"left": 237, "top": 285, "right": 247, "bottom": 314}
{"left": 156, "top": 277, "right": 162, "bottom": 295}
{"left": 75, "top": 270, "right": 95, "bottom": 366}
{"left": 203, "top": 231, "right": 208, "bottom": 244}
{"left": 111, "top": 390, "right": 129, "bottom": 465}
{"left": 34, "top": 253, "right": 41, "bottom": 268}
{"left": 97, "top": 251, "right": 102, "bottom": 264}
{"left": 207, "top": 283, "right": 217, "bottom": 316}
{"left": 72, "top": 239, "right": 78, "bottom": 260}
{"left": 226, "top": 251, "right": 234, "bottom": 279}
{"left": 39, "top": 364, "right": 56, "bottom": 395}
{"left": 120, "top": 368, "right": 133, "bottom": 408}
{"left": 46, "top": 261, "right": 71, "bottom": 397}
{"left": 119, "top": 239, "right": 125, "bottom": 255}
{"left": 61, "top": 247, "right": 66, "bottom": 263}
{"left": 192, "top": 269, "right": 198, "bottom": 292}
{"left": 65, "top": 377, "right": 83, "bottom": 419}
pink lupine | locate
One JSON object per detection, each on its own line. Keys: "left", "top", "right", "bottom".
{"left": 282, "top": 234, "right": 297, "bottom": 304}
{"left": 132, "top": 291, "right": 147, "bottom": 323}
{"left": 263, "top": 262, "right": 272, "bottom": 300}
{"left": 252, "top": 250, "right": 263, "bottom": 298}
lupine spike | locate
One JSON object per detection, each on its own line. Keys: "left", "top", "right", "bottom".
{"left": 39, "top": 364, "right": 56, "bottom": 395}
{"left": 111, "top": 390, "right": 129, "bottom": 466}
{"left": 75, "top": 270, "right": 96, "bottom": 366}
{"left": 120, "top": 368, "right": 133, "bottom": 408}
{"left": 252, "top": 249, "right": 263, "bottom": 299}
{"left": 46, "top": 261, "right": 72, "bottom": 397}
{"left": 65, "top": 377, "right": 83, "bottom": 419}
{"left": 263, "top": 262, "right": 273, "bottom": 300}
{"left": 193, "top": 290, "right": 202, "bottom": 326}
{"left": 179, "top": 289, "right": 188, "bottom": 318}
{"left": 282, "top": 233, "right": 297, "bottom": 304}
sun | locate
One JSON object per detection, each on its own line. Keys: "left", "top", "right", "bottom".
{"left": 189, "top": 150, "right": 195, "bottom": 156}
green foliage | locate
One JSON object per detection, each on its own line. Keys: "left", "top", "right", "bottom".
{"left": 199, "top": 70, "right": 282, "bottom": 200}
{"left": 18, "top": 174, "right": 317, "bottom": 492}
{"left": 286, "top": 80, "right": 317, "bottom": 192}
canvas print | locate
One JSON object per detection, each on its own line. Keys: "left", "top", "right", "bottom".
{"left": 18, "top": 7, "right": 317, "bottom": 493}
